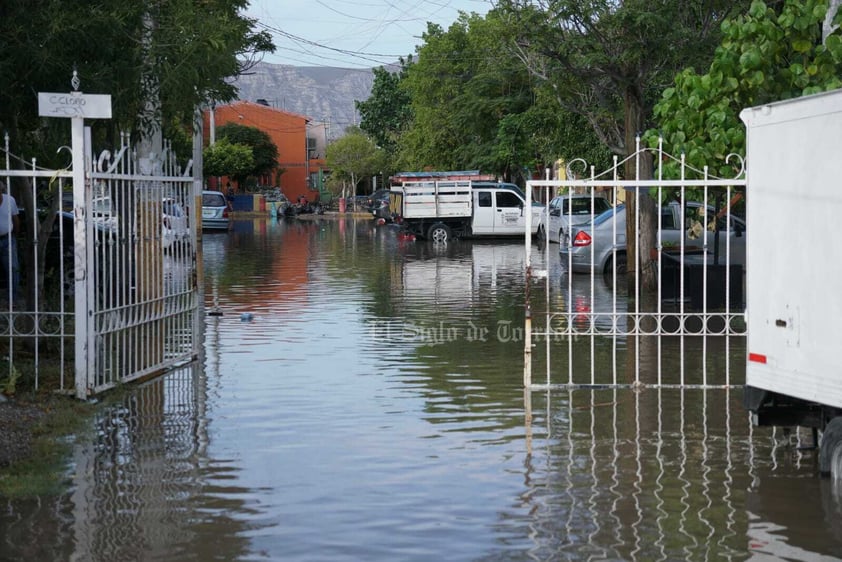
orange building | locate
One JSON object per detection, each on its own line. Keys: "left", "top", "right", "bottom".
{"left": 204, "top": 101, "right": 327, "bottom": 202}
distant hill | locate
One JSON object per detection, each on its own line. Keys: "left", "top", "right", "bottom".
{"left": 229, "top": 61, "right": 376, "bottom": 140}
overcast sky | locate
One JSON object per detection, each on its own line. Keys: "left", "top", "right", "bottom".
{"left": 244, "top": 0, "right": 492, "bottom": 68}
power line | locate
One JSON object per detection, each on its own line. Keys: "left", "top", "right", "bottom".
{"left": 257, "top": 22, "right": 410, "bottom": 66}
{"left": 245, "top": 0, "right": 491, "bottom": 68}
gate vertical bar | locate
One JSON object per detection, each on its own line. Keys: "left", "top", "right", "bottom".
{"left": 524, "top": 171, "right": 532, "bottom": 388}
{"left": 193, "top": 107, "right": 204, "bottom": 359}
{"left": 72, "top": 117, "right": 90, "bottom": 398}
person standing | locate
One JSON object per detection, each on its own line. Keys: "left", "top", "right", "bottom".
{"left": 0, "top": 188, "right": 20, "bottom": 305}
{"left": 226, "top": 182, "right": 235, "bottom": 211}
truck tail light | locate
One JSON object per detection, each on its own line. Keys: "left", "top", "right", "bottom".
{"left": 572, "top": 231, "right": 592, "bottom": 246}
{"left": 748, "top": 353, "right": 767, "bottom": 364}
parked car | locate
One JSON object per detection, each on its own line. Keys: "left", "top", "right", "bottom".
{"left": 560, "top": 201, "right": 747, "bottom": 275}
{"left": 352, "top": 194, "right": 370, "bottom": 211}
{"left": 162, "top": 198, "right": 190, "bottom": 249}
{"left": 660, "top": 200, "right": 746, "bottom": 267}
{"left": 543, "top": 194, "right": 612, "bottom": 243}
{"left": 561, "top": 204, "right": 627, "bottom": 274}
{"left": 367, "top": 189, "right": 390, "bottom": 211}
{"left": 202, "top": 190, "right": 230, "bottom": 230}
{"left": 370, "top": 189, "right": 393, "bottom": 221}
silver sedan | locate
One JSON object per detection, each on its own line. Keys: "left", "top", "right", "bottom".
{"left": 560, "top": 205, "right": 627, "bottom": 274}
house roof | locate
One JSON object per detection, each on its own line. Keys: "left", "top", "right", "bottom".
{"left": 220, "top": 100, "right": 312, "bottom": 123}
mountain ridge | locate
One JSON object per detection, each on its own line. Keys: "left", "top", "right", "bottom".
{"left": 230, "top": 61, "right": 377, "bottom": 139}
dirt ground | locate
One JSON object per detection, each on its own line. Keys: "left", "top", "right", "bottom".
{"left": 0, "top": 398, "right": 46, "bottom": 467}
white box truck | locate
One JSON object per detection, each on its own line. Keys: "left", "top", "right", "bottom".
{"left": 389, "top": 173, "right": 544, "bottom": 242}
{"left": 741, "top": 89, "right": 842, "bottom": 477}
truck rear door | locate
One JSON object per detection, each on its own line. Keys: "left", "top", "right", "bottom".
{"left": 471, "top": 190, "right": 494, "bottom": 235}
{"left": 493, "top": 190, "right": 526, "bottom": 234}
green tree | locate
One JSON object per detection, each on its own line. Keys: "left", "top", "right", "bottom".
{"left": 394, "top": 10, "right": 611, "bottom": 183}
{"left": 499, "top": 0, "right": 749, "bottom": 166}
{"left": 492, "top": 90, "right": 614, "bottom": 179}
{"left": 203, "top": 138, "right": 255, "bottom": 181}
{"left": 215, "top": 123, "right": 279, "bottom": 186}
{"left": 356, "top": 63, "right": 413, "bottom": 163}
{"left": 399, "top": 12, "right": 538, "bottom": 181}
{"left": 0, "top": 0, "right": 273, "bottom": 163}
{"left": 648, "top": 0, "right": 842, "bottom": 178}
{"left": 326, "top": 127, "right": 387, "bottom": 200}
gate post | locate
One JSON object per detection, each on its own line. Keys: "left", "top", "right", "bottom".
{"left": 38, "top": 72, "right": 112, "bottom": 398}
{"left": 71, "top": 116, "right": 89, "bottom": 398}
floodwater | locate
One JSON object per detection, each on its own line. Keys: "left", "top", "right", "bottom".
{"left": 2, "top": 217, "right": 842, "bottom": 561}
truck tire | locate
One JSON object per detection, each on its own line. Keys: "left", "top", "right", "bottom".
{"left": 428, "top": 223, "right": 451, "bottom": 243}
{"left": 819, "top": 417, "right": 842, "bottom": 477}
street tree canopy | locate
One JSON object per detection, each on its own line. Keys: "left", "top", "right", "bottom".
{"left": 326, "top": 127, "right": 386, "bottom": 198}
{"left": 497, "top": 0, "right": 750, "bottom": 172}
{"left": 648, "top": 0, "right": 842, "bottom": 178}
{"left": 356, "top": 64, "right": 413, "bottom": 162}
{"left": 398, "top": 12, "right": 541, "bottom": 181}
{"left": 215, "top": 123, "right": 279, "bottom": 184}
{"left": 0, "top": 0, "right": 273, "bottom": 165}
{"left": 203, "top": 138, "right": 255, "bottom": 182}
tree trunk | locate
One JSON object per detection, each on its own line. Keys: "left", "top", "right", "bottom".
{"left": 825, "top": 0, "right": 841, "bottom": 43}
{"left": 623, "top": 86, "right": 657, "bottom": 294}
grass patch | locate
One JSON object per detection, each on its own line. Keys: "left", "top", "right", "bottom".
{"left": 0, "top": 391, "right": 115, "bottom": 498}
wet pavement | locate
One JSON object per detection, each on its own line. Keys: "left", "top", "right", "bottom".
{"left": 1, "top": 216, "right": 841, "bottom": 561}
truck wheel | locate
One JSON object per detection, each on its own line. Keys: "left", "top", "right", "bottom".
{"left": 820, "top": 417, "right": 842, "bottom": 477}
{"left": 428, "top": 223, "right": 451, "bottom": 243}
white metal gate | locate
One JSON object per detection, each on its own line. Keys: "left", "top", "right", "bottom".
{"left": 0, "top": 130, "right": 200, "bottom": 398}
{"left": 524, "top": 139, "right": 747, "bottom": 390}
{"left": 83, "top": 132, "right": 199, "bottom": 396}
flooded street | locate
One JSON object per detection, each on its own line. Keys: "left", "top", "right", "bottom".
{"left": 3, "top": 216, "right": 842, "bottom": 561}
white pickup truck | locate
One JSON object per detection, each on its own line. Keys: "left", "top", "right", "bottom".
{"left": 390, "top": 179, "right": 544, "bottom": 242}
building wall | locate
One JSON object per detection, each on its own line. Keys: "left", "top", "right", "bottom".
{"left": 204, "top": 101, "right": 323, "bottom": 202}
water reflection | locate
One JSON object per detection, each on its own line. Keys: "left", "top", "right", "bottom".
{"left": 524, "top": 388, "right": 842, "bottom": 561}
{"left": 1, "top": 217, "right": 840, "bottom": 561}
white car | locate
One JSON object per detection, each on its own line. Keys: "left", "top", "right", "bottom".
{"left": 88, "top": 195, "right": 191, "bottom": 249}
{"left": 201, "top": 190, "right": 230, "bottom": 230}
{"left": 162, "top": 198, "right": 190, "bottom": 250}
{"left": 543, "top": 194, "right": 612, "bottom": 243}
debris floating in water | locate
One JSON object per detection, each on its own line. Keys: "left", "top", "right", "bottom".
{"left": 240, "top": 312, "right": 254, "bottom": 322}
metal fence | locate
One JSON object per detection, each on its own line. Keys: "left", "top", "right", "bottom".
{"left": 524, "top": 140, "right": 747, "bottom": 390}
{"left": 0, "top": 131, "right": 200, "bottom": 397}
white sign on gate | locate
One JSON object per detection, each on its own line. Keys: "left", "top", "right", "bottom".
{"left": 38, "top": 91, "right": 112, "bottom": 119}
